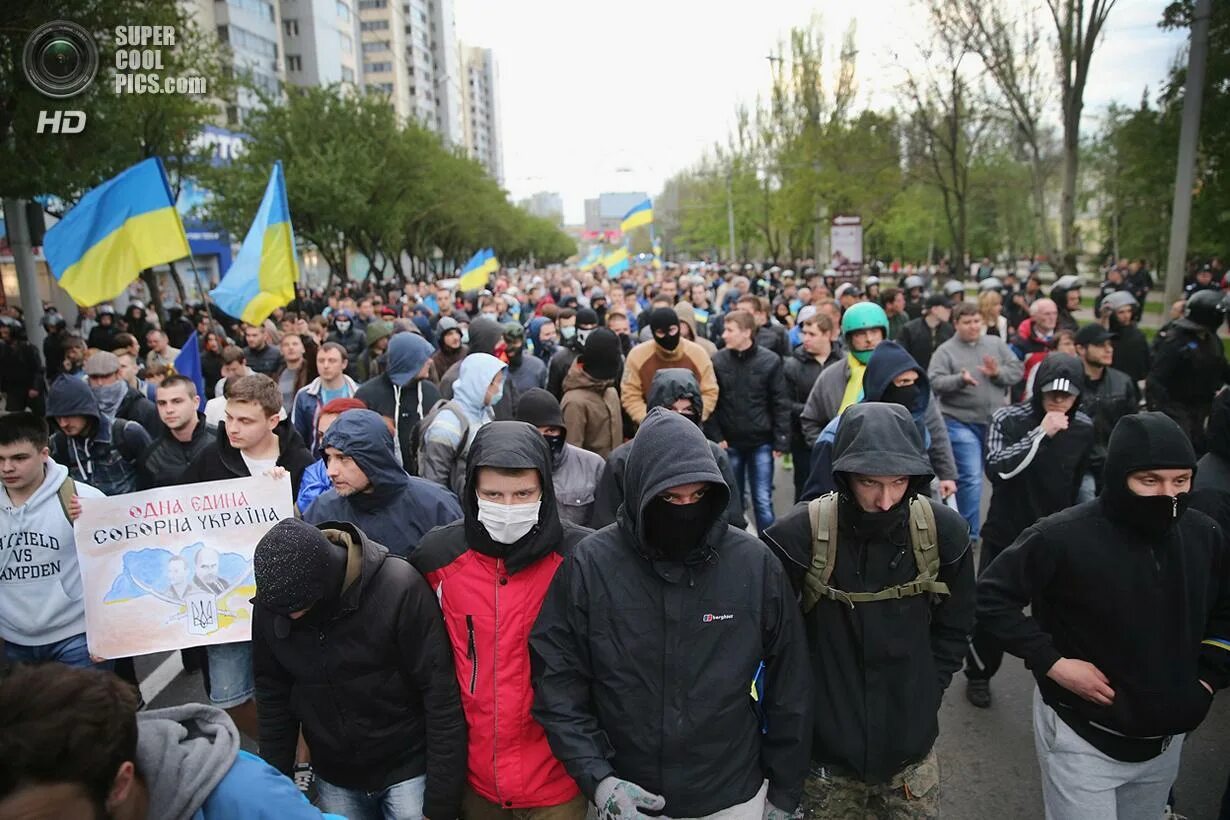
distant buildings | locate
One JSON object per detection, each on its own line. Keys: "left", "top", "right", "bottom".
{"left": 460, "top": 45, "right": 503, "bottom": 184}
{"left": 520, "top": 192, "right": 563, "bottom": 225}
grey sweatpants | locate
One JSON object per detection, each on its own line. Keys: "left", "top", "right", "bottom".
{"left": 1032, "top": 688, "right": 1183, "bottom": 820}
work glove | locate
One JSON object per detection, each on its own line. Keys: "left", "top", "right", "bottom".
{"left": 763, "top": 801, "right": 793, "bottom": 820}
{"left": 594, "top": 776, "right": 666, "bottom": 820}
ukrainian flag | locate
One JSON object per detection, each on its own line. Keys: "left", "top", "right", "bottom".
{"left": 602, "top": 247, "right": 629, "bottom": 279}
{"left": 43, "top": 157, "right": 190, "bottom": 306}
{"left": 578, "top": 246, "right": 603, "bottom": 272}
{"left": 620, "top": 199, "right": 653, "bottom": 234}
{"left": 211, "top": 161, "right": 299, "bottom": 325}
{"left": 459, "top": 248, "right": 499, "bottom": 291}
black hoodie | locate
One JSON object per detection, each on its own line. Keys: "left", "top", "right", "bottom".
{"left": 530, "top": 409, "right": 811, "bottom": 813}
{"left": 179, "top": 417, "right": 313, "bottom": 498}
{"left": 977, "top": 412, "right": 1230, "bottom": 759}
{"left": 591, "top": 369, "right": 746, "bottom": 530}
{"left": 763, "top": 402, "right": 974, "bottom": 784}
{"left": 982, "top": 354, "right": 1095, "bottom": 549}
{"left": 1195, "top": 387, "right": 1230, "bottom": 493}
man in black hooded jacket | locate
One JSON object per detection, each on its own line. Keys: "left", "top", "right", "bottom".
{"left": 762, "top": 402, "right": 974, "bottom": 819}
{"left": 590, "top": 368, "right": 745, "bottom": 531}
{"left": 977, "top": 412, "right": 1230, "bottom": 820}
{"left": 964, "top": 353, "right": 1094, "bottom": 709}
{"left": 252, "top": 518, "right": 466, "bottom": 819}
{"left": 531, "top": 408, "right": 811, "bottom": 818}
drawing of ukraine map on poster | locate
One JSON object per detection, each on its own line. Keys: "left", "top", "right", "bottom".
{"left": 75, "top": 474, "right": 294, "bottom": 659}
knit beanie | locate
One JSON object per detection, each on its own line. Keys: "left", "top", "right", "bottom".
{"left": 254, "top": 519, "right": 347, "bottom": 616}
{"left": 580, "top": 328, "right": 621, "bottom": 380}
{"left": 515, "top": 387, "right": 565, "bottom": 430}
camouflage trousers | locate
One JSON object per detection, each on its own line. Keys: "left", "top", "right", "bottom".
{"left": 797, "top": 747, "right": 940, "bottom": 819}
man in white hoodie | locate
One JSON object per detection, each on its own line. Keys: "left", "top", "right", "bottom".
{"left": 0, "top": 412, "right": 104, "bottom": 667}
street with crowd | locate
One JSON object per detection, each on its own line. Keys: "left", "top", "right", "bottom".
{"left": 2, "top": 254, "right": 1230, "bottom": 820}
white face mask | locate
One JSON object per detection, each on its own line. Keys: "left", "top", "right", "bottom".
{"left": 476, "top": 498, "right": 541, "bottom": 544}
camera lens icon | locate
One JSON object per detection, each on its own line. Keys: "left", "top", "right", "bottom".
{"left": 22, "top": 21, "right": 99, "bottom": 99}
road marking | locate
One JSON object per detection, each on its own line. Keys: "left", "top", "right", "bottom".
{"left": 139, "top": 652, "right": 184, "bottom": 705}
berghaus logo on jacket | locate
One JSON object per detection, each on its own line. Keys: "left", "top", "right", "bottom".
{"left": 702, "top": 613, "right": 734, "bottom": 623}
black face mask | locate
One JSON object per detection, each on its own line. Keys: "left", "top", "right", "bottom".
{"left": 543, "top": 433, "right": 566, "bottom": 460}
{"left": 642, "top": 494, "right": 713, "bottom": 560}
{"left": 655, "top": 331, "right": 680, "bottom": 352}
{"left": 507, "top": 346, "right": 524, "bottom": 366}
{"left": 880, "top": 382, "right": 920, "bottom": 411}
{"left": 618, "top": 333, "right": 633, "bottom": 356}
{"left": 1119, "top": 492, "right": 1187, "bottom": 540}
{"left": 539, "top": 340, "right": 557, "bottom": 358}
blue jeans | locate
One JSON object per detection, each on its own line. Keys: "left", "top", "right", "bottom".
{"left": 316, "top": 774, "right": 426, "bottom": 820}
{"left": 4, "top": 632, "right": 112, "bottom": 670}
{"left": 206, "top": 641, "right": 254, "bottom": 709}
{"left": 728, "top": 443, "right": 775, "bottom": 533}
{"left": 944, "top": 418, "right": 986, "bottom": 539}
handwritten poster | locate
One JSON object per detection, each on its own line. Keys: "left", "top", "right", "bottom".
{"left": 75, "top": 474, "right": 294, "bottom": 659}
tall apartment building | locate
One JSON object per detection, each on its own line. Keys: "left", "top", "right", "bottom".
{"left": 280, "top": 0, "right": 360, "bottom": 88}
{"left": 357, "top": 0, "right": 410, "bottom": 118}
{"left": 204, "top": 0, "right": 287, "bottom": 124}
{"left": 460, "top": 45, "right": 503, "bottom": 185}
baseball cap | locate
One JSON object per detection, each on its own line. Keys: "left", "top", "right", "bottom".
{"left": 1039, "top": 374, "right": 1081, "bottom": 396}
{"left": 925, "top": 294, "right": 953, "bottom": 309}
{"left": 1075, "top": 324, "right": 1116, "bottom": 346}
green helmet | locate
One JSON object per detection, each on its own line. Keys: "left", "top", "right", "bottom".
{"left": 841, "top": 302, "right": 889, "bottom": 364}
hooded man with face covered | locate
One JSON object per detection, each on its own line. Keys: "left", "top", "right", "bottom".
{"left": 530, "top": 408, "right": 811, "bottom": 819}
{"left": 762, "top": 402, "right": 975, "bottom": 819}
{"left": 591, "top": 369, "right": 746, "bottom": 531}
{"left": 411, "top": 421, "right": 592, "bottom": 820}
{"left": 963, "top": 353, "right": 1095, "bottom": 709}
{"left": 440, "top": 317, "right": 519, "bottom": 421}
{"left": 620, "top": 307, "right": 718, "bottom": 426}
{"left": 976, "top": 412, "right": 1230, "bottom": 820}
{"left": 252, "top": 518, "right": 466, "bottom": 819}
{"left": 302, "top": 409, "right": 461, "bottom": 557}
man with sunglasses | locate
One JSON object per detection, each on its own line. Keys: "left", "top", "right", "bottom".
{"left": 531, "top": 408, "right": 810, "bottom": 819}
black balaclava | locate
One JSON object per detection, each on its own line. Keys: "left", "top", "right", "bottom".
{"left": 650, "top": 307, "right": 681, "bottom": 351}
{"left": 1102, "top": 412, "right": 1197, "bottom": 540}
{"left": 642, "top": 491, "right": 717, "bottom": 561}
{"left": 879, "top": 381, "right": 920, "bottom": 411}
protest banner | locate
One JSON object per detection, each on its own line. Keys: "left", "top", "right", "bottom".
{"left": 75, "top": 474, "right": 293, "bottom": 659}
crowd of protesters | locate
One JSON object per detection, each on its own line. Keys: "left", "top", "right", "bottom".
{"left": 1, "top": 251, "right": 1229, "bottom": 820}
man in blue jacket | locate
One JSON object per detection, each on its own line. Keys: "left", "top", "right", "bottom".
{"left": 0, "top": 664, "right": 334, "bottom": 819}
{"left": 304, "top": 409, "right": 462, "bottom": 556}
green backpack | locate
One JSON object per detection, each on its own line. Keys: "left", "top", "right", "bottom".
{"left": 802, "top": 492, "right": 950, "bottom": 613}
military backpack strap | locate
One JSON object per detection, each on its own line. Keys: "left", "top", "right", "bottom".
{"left": 901, "top": 495, "right": 949, "bottom": 599}
{"left": 802, "top": 493, "right": 840, "bottom": 613}
{"left": 57, "top": 476, "right": 76, "bottom": 524}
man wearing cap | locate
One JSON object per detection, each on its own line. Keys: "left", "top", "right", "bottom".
{"left": 432, "top": 316, "right": 468, "bottom": 376}
{"left": 896, "top": 294, "right": 954, "bottom": 371}
{"left": 547, "top": 308, "right": 600, "bottom": 398}
{"left": 303, "top": 409, "right": 462, "bottom": 557}
{"left": 976, "top": 412, "right": 1230, "bottom": 818}
{"left": 505, "top": 323, "right": 548, "bottom": 394}
{"left": 85, "top": 350, "right": 162, "bottom": 437}
{"left": 559, "top": 329, "right": 623, "bottom": 460}
{"left": 516, "top": 388, "right": 606, "bottom": 527}
{"left": 356, "top": 332, "right": 441, "bottom": 468}
{"left": 1074, "top": 323, "right": 1138, "bottom": 493}
{"left": 1103, "top": 292, "right": 1150, "bottom": 384}
{"left": 252, "top": 518, "right": 466, "bottom": 819}
{"left": 621, "top": 307, "right": 718, "bottom": 426}
{"left": 963, "top": 354, "right": 1093, "bottom": 709}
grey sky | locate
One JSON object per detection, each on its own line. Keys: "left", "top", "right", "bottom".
{"left": 454, "top": 0, "right": 1188, "bottom": 224}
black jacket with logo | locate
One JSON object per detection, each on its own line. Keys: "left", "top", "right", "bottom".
{"left": 763, "top": 403, "right": 974, "bottom": 784}
{"left": 530, "top": 409, "right": 811, "bottom": 813}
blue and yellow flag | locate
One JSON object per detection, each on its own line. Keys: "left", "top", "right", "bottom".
{"left": 578, "top": 246, "right": 603, "bottom": 272}
{"left": 211, "top": 161, "right": 299, "bottom": 325}
{"left": 459, "top": 248, "right": 499, "bottom": 291}
{"left": 43, "top": 157, "right": 190, "bottom": 306}
{"left": 620, "top": 199, "right": 653, "bottom": 234}
{"left": 602, "top": 247, "right": 629, "bottom": 279}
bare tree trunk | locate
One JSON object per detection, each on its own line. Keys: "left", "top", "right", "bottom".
{"left": 1059, "top": 105, "right": 1080, "bottom": 273}
{"left": 139, "top": 269, "right": 166, "bottom": 326}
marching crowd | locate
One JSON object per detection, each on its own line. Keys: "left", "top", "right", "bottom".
{"left": 1, "top": 254, "right": 1229, "bottom": 820}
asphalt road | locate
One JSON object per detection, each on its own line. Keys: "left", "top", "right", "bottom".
{"left": 137, "top": 463, "right": 1230, "bottom": 818}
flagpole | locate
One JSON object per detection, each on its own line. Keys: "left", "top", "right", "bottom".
{"left": 183, "top": 253, "right": 219, "bottom": 328}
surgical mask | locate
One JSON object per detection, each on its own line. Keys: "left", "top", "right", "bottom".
{"left": 561, "top": 325, "right": 576, "bottom": 341}
{"left": 461, "top": 329, "right": 470, "bottom": 344}
{"left": 488, "top": 382, "right": 504, "bottom": 407}
{"left": 92, "top": 381, "right": 128, "bottom": 418}
{"left": 335, "top": 320, "right": 351, "bottom": 333}
{"left": 476, "top": 498, "right": 541, "bottom": 544}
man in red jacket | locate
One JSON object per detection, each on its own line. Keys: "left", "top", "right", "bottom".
{"left": 411, "top": 421, "right": 590, "bottom": 819}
